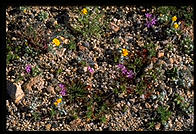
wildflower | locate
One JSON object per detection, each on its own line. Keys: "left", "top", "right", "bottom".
{"left": 122, "top": 49, "right": 129, "bottom": 56}
{"left": 173, "top": 23, "right": 179, "bottom": 29}
{"left": 54, "top": 98, "right": 62, "bottom": 106}
{"left": 23, "top": 9, "right": 27, "bottom": 14}
{"left": 25, "top": 64, "right": 31, "bottom": 73}
{"left": 172, "top": 16, "right": 177, "bottom": 22}
{"left": 59, "top": 84, "right": 65, "bottom": 89}
{"left": 145, "top": 14, "right": 157, "bottom": 28}
{"left": 151, "top": 17, "right": 157, "bottom": 25}
{"left": 59, "top": 84, "right": 66, "bottom": 96}
{"left": 121, "top": 67, "right": 128, "bottom": 75}
{"left": 52, "top": 38, "right": 60, "bottom": 46}
{"left": 60, "top": 89, "right": 66, "bottom": 96}
{"left": 145, "top": 13, "right": 152, "bottom": 18}
{"left": 56, "top": 98, "right": 62, "bottom": 103}
{"left": 88, "top": 66, "right": 94, "bottom": 74}
{"left": 81, "top": 8, "right": 88, "bottom": 15}
{"left": 127, "top": 70, "right": 134, "bottom": 79}
{"left": 117, "top": 64, "right": 125, "bottom": 69}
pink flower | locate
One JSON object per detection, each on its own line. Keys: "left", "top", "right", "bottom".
{"left": 88, "top": 66, "right": 94, "bottom": 74}
{"left": 25, "top": 65, "right": 31, "bottom": 73}
{"left": 145, "top": 13, "right": 152, "bottom": 18}
{"left": 59, "top": 84, "right": 66, "bottom": 96}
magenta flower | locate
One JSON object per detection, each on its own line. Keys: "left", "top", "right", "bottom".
{"left": 145, "top": 13, "right": 152, "bottom": 18}
{"left": 59, "top": 84, "right": 64, "bottom": 89}
{"left": 59, "top": 84, "right": 66, "bottom": 96}
{"left": 60, "top": 89, "right": 66, "bottom": 96}
{"left": 127, "top": 70, "right": 134, "bottom": 79}
{"left": 25, "top": 65, "right": 31, "bottom": 73}
{"left": 117, "top": 64, "right": 134, "bottom": 80}
{"left": 88, "top": 66, "right": 94, "bottom": 74}
{"left": 117, "top": 64, "right": 125, "bottom": 69}
{"left": 145, "top": 13, "right": 157, "bottom": 28}
{"left": 151, "top": 17, "right": 157, "bottom": 25}
{"left": 121, "top": 67, "right": 128, "bottom": 75}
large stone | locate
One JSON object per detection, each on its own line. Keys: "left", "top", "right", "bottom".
{"left": 7, "top": 80, "right": 24, "bottom": 104}
{"left": 25, "top": 76, "right": 45, "bottom": 91}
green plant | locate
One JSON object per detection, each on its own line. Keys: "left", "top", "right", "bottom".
{"left": 165, "top": 67, "right": 178, "bottom": 79}
{"left": 38, "top": 11, "right": 49, "bottom": 21}
{"left": 135, "top": 78, "right": 147, "bottom": 95}
{"left": 56, "top": 68, "right": 63, "bottom": 75}
{"left": 86, "top": 98, "right": 94, "bottom": 121}
{"left": 73, "top": 6, "right": 108, "bottom": 41}
{"left": 174, "top": 94, "right": 193, "bottom": 114}
{"left": 100, "top": 115, "right": 106, "bottom": 123}
{"left": 68, "top": 40, "right": 76, "bottom": 50}
{"left": 148, "top": 121, "right": 155, "bottom": 130}
{"left": 144, "top": 43, "right": 156, "bottom": 58}
{"left": 180, "top": 36, "right": 193, "bottom": 55}
{"left": 32, "top": 65, "right": 41, "bottom": 77}
{"left": 157, "top": 106, "right": 172, "bottom": 125}
{"left": 32, "top": 111, "right": 41, "bottom": 121}
{"left": 67, "top": 79, "right": 88, "bottom": 103}
{"left": 50, "top": 108, "right": 57, "bottom": 119}
{"left": 6, "top": 51, "right": 19, "bottom": 64}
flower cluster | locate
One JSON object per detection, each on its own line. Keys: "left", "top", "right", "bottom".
{"left": 122, "top": 49, "right": 129, "bottom": 56}
{"left": 145, "top": 13, "right": 157, "bottom": 28}
{"left": 81, "top": 8, "right": 88, "bottom": 15}
{"left": 59, "top": 84, "right": 67, "bottom": 96}
{"left": 25, "top": 64, "right": 31, "bottom": 73}
{"left": 52, "top": 38, "right": 60, "bottom": 46}
{"left": 118, "top": 64, "right": 134, "bottom": 79}
{"left": 54, "top": 98, "right": 62, "bottom": 107}
{"left": 88, "top": 66, "right": 94, "bottom": 74}
{"left": 172, "top": 16, "right": 179, "bottom": 29}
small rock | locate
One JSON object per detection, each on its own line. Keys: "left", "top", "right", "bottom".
{"left": 145, "top": 102, "right": 151, "bottom": 109}
{"left": 169, "top": 58, "right": 174, "bottom": 64}
{"left": 47, "top": 86, "right": 56, "bottom": 95}
{"left": 45, "top": 124, "right": 51, "bottom": 131}
{"left": 110, "top": 22, "right": 120, "bottom": 32}
{"left": 7, "top": 80, "right": 25, "bottom": 104}
{"left": 158, "top": 52, "right": 164, "bottom": 58}
{"left": 155, "top": 123, "right": 161, "bottom": 130}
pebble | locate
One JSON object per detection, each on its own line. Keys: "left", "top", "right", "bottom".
{"left": 158, "top": 52, "right": 164, "bottom": 58}
{"left": 155, "top": 123, "right": 161, "bottom": 130}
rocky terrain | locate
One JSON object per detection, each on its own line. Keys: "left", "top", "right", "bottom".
{"left": 6, "top": 6, "right": 194, "bottom": 131}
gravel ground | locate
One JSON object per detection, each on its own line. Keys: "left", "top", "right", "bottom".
{"left": 6, "top": 6, "right": 194, "bottom": 131}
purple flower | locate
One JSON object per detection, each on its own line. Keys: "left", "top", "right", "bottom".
{"left": 25, "top": 65, "right": 31, "bottom": 73}
{"left": 117, "top": 64, "right": 125, "bottom": 69}
{"left": 59, "top": 84, "right": 64, "bottom": 89}
{"left": 121, "top": 67, "right": 128, "bottom": 75}
{"left": 60, "top": 89, "right": 66, "bottom": 96}
{"left": 151, "top": 17, "right": 157, "bottom": 25}
{"left": 127, "top": 70, "right": 134, "bottom": 79}
{"left": 145, "top": 13, "right": 152, "bottom": 18}
{"left": 145, "top": 15, "right": 157, "bottom": 28}
{"left": 59, "top": 84, "right": 66, "bottom": 96}
{"left": 88, "top": 66, "right": 94, "bottom": 74}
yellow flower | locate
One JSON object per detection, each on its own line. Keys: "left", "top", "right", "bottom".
{"left": 54, "top": 102, "right": 58, "bottom": 106}
{"left": 172, "top": 16, "right": 177, "bottom": 22}
{"left": 81, "top": 8, "right": 88, "bottom": 15}
{"left": 173, "top": 23, "right": 179, "bottom": 29}
{"left": 160, "top": 14, "right": 163, "bottom": 17}
{"left": 23, "top": 9, "right": 27, "bottom": 14}
{"left": 122, "top": 49, "right": 129, "bottom": 56}
{"left": 52, "top": 38, "right": 60, "bottom": 46}
{"left": 56, "top": 98, "right": 62, "bottom": 103}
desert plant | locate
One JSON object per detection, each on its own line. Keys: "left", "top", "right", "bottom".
{"left": 157, "top": 106, "right": 172, "bottom": 125}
